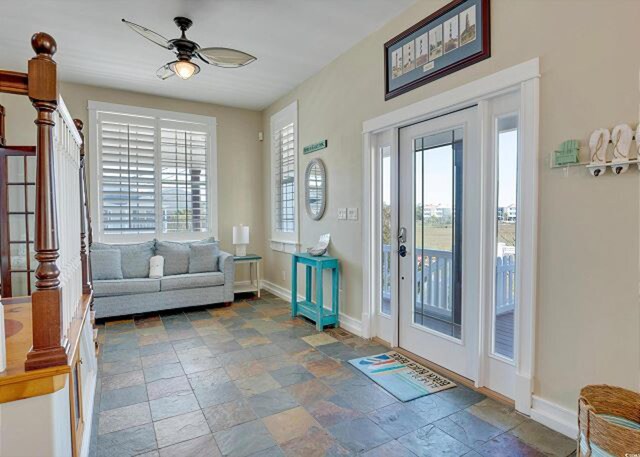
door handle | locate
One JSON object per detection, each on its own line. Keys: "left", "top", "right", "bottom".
{"left": 398, "top": 245, "right": 407, "bottom": 257}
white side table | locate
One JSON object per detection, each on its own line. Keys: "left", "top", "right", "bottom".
{"left": 233, "top": 254, "right": 262, "bottom": 298}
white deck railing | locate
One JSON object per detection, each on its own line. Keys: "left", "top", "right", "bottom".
{"left": 53, "top": 97, "right": 83, "bottom": 345}
{"left": 381, "top": 245, "right": 516, "bottom": 316}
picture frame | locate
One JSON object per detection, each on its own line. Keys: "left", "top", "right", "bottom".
{"left": 384, "top": 0, "right": 490, "bottom": 100}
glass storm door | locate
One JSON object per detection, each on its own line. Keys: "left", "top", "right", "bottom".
{"left": 398, "top": 108, "right": 480, "bottom": 380}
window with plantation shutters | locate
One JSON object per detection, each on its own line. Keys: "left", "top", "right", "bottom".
{"left": 274, "top": 122, "right": 295, "bottom": 232}
{"left": 270, "top": 101, "right": 298, "bottom": 249}
{"left": 99, "top": 115, "right": 156, "bottom": 234}
{"left": 160, "top": 125, "right": 208, "bottom": 233}
{"left": 90, "top": 103, "right": 217, "bottom": 242}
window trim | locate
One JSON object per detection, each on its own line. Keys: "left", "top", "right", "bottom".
{"left": 88, "top": 101, "right": 218, "bottom": 243}
{"left": 270, "top": 101, "right": 299, "bottom": 250}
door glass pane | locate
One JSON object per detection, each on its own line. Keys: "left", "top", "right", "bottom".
{"left": 28, "top": 213, "right": 35, "bottom": 241}
{"left": 27, "top": 184, "right": 35, "bottom": 211}
{"left": 8, "top": 185, "right": 26, "bottom": 212}
{"left": 11, "top": 272, "right": 28, "bottom": 296}
{"left": 9, "top": 214, "right": 27, "bottom": 241}
{"left": 414, "top": 128, "right": 462, "bottom": 339}
{"left": 7, "top": 156, "right": 25, "bottom": 182}
{"left": 10, "top": 243, "right": 28, "bottom": 270}
{"left": 494, "top": 114, "right": 518, "bottom": 359}
{"left": 26, "top": 156, "right": 36, "bottom": 182}
{"left": 380, "top": 146, "right": 391, "bottom": 315}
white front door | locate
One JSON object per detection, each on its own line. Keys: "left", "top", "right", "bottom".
{"left": 398, "top": 108, "right": 481, "bottom": 381}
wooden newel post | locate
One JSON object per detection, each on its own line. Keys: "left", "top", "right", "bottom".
{"left": 75, "top": 119, "right": 93, "bottom": 297}
{"left": 25, "top": 32, "right": 67, "bottom": 371}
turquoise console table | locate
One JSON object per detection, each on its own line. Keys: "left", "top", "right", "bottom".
{"left": 291, "top": 253, "right": 340, "bottom": 331}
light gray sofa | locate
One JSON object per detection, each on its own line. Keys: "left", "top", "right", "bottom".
{"left": 91, "top": 239, "right": 234, "bottom": 319}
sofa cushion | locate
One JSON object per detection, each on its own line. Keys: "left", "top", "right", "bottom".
{"left": 93, "top": 278, "right": 160, "bottom": 297}
{"left": 91, "top": 249, "right": 123, "bottom": 280}
{"left": 155, "top": 239, "right": 220, "bottom": 276}
{"left": 155, "top": 241, "right": 190, "bottom": 276}
{"left": 92, "top": 241, "right": 155, "bottom": 279}
{"left": 189, "top": 243, "right": 220, "bottom": 274}
{"left": 160, "top": 272, "right": 224, "bottom": 291}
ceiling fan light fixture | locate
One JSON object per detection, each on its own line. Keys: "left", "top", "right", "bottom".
{"left": 123, "top": 16, "right": 256, "bottom": 81}
{"left": 171, "top": 60, "right": 199, "bottom": 80}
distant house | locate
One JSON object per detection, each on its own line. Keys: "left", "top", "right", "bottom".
{"left": 498, "top": 204, "right": 517, "bottom": 222}
{"left": 424, "top": 204, "right": 452, "bottom": 219}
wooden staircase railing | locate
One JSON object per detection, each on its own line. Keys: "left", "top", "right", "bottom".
{"left": 0, "top": 32, "right": 93, "bottom": 371}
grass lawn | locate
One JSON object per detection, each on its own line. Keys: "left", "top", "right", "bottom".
{"left": 413, "top": 223, "right": 516, "bottom": 251}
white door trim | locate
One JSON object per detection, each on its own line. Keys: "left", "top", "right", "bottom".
{"left": 361, "top": 58, "right": 540, "bottom": 414}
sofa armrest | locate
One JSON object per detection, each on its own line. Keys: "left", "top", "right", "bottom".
{"left": 219, "top": 251, "right": 235, "bottom": 302}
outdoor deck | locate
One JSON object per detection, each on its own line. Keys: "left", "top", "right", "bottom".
{"left": 383, "top": 297, "right": 515, "bottom": 360}
{"left": 382, "top": 245, "right": 516, "bottom": 360}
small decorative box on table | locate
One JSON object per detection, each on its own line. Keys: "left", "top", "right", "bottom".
{"left": 291, "top": 252, "right": 339, "bottom": 331}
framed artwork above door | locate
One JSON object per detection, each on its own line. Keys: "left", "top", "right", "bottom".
{"left": 384, "top": 0, "right": 491, "bottom": 100}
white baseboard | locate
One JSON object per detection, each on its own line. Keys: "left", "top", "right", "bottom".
{"left": 530, "top": 395, "right": 578, "bottom": 439}
{"left": 262, "top": 280, "right": 363, "bottom": 337}
{"left": 261, "top": 280, "right": 292, "bottom": 301}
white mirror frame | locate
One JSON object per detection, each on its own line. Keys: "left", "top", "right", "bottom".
{"left": 305, "top": 158, "right": 327, "bottom": 220}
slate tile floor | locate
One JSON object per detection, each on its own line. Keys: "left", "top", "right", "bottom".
{"left": 90, "top": 292, "right": 576, "bottom": 457}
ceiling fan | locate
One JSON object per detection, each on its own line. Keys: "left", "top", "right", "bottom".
{"left": 122, "top": 17, "right": 256, "bottom": 80}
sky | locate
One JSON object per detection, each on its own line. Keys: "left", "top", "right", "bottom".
{"left": 382, "top": 129, "right": 518, "bottom": 209}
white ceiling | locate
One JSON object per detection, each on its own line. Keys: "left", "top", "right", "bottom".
{"left": 0, "top": 0, "right": 415, "bottom": 110}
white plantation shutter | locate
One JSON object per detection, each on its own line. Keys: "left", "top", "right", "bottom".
{"left": 270, "top": 101, "right": 298, "bottom": 246}
{"left": 92, "top": 104, "right": 216, "bottom": 240}
{"left": 274, "top": 122, "right": 295, "bottom": 232}
{"left": 98, "top": 113, "right": 156, "bottom": 234}
{"left": 160, "top": 124, "right": 208, "bottom": 233}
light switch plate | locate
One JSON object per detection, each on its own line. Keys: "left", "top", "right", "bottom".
{"left": 347, "top": 208, "right": 358, "bottom": 221}
{"left": 338, "top": 208, "right": 347, "bottom": 220}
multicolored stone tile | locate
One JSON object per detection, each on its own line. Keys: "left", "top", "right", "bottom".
{"left": 302, "top": 333, "right": 338, "bottom": 347}
{"left": 280, "top": 426, "right": 351, "bottom": 457}
{"left": 154, "top": 410, "right": 210, "bottom": 448}
{"left": 510, "top": 420, "right": 576, "bottom": 457}
{"left": 306, "top": 396, "right": 363, "bottom": 427}
{"left": 234, "top": 372, "right": 281, "bottom": 397}
{"left": 202, "top": 398, "right": 256, "bottom": 432}
{"left": 248, "top": 388, "right": 300, "bottom": 418}
{"left": 286, "top": 378, "right": 335, "bottom": 406}
{"left": 302, "top": 357, "right": 343, "bottom": 378}
{"left": 327, "top": 416, "right": 393, "bottom": 453}
{"left": 263, "top": 406, "right": 322, "bottom": 444}
{"left": 214, "top": 420, "right": 276, "bottom": 457}
{"left": 92, "top": 292, "right": 573, "bottom": 457}
{"left": 225, "top": 359, "right": 267, "bottom": 380}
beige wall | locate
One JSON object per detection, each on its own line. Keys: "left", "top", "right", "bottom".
{"left": 261, "top": 0, "right": 640, "bottom": 411}
{"left": 0, "top": 84, "right": 265, "bottom": 280}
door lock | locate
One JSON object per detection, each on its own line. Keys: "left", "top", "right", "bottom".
{"left": 398, "top": 227, "right": 407, "bottom": 244}
{"left": 398, "top": 245, "right": 407, "bottom": 257}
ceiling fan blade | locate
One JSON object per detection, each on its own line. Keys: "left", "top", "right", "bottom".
{"left": 156, "top": 64, "right": 175, "bottom": 80}
{"left": 122, "top": 19, "right": 172, "bottom": 49}
{"left": 197, "top": 47, "right": 256, "bottom": 68}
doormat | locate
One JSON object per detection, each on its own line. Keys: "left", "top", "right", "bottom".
{"left": 348, "top": 351, "right": 456, "bottom": 402}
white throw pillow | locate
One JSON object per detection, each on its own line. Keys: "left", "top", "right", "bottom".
{"left": 149, "top": 255, "right": 164, "bottom": 279}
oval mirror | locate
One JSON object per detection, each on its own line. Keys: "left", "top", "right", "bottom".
{"left": 305, "top": 158, "right": 326, "bottom": 220}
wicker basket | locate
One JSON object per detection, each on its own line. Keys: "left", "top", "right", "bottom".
{"left": 578, "top": 385, "right": 640, "bottom": 456}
